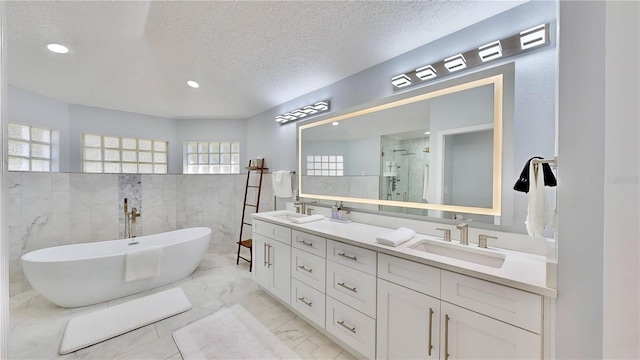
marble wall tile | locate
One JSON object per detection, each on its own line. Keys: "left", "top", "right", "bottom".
{"left": 69, "top": 211, "right": 92, "bottom": 244}
{"left": 69, "top": 173, "right": 92, "bottom": 212}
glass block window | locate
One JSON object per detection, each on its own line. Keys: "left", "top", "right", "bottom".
{"left": 306, "top": 155, "right": 344, "bottom": 176}
{"left": 83, "top": 134, "right": 168, "bottom": 174}
{"left": 8, "top": 123, "right": 54, "bottom": 172}
{"left": 184, "top": 141, "right": 240, "bottom": 174}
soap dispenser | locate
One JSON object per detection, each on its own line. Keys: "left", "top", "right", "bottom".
{"left": 331, "top": 202, "right": 339, "bottom": 220}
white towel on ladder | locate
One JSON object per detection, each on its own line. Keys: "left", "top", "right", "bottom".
{"left": 125, "top": 246, "right": 163, "bottom": 282}
{"left": 272, "top": 171, "right": 293, "bottom": 198}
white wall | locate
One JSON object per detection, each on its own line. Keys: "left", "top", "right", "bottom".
{"left": 602, "top": 1, "right": 639, "bottom": 358}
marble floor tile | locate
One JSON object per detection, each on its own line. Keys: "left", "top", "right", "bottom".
{"left": 293, "top": 332, "right": 347, "bottom": 360}
{"left": 9, "top": 253, "right": 351, "bottom": 360}
{"left": 111, "top": 335, "right": 179, "bottom": 360}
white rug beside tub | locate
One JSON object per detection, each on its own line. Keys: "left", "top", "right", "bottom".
{"left": 173, "top": 304, "right": 300, "bottom": 360}
{"left": 59, "top": 288, "right": 192, "bottom": 355}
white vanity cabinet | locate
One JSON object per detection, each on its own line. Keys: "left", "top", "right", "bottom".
{"left": 377, "top": 253, "right": 543, "bottom": 360}
{"left": 252, "top": 220, "right": 292, "bottom": 305}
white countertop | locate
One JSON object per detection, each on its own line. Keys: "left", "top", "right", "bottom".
{"left": 252, "top": 211, "right": 557, "bottom": 298}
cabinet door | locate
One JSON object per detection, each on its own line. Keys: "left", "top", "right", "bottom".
{"left": 440, "top": 302, "right": 541, "bottom": 360}
{"left": 377, "top": 279, "right": 440, "bottom": 360}
{"left": 268, "top": 239, "right": 291, "bottom": 305}
{"left": 253, "top": 234, "right": 270, "bottom": 289}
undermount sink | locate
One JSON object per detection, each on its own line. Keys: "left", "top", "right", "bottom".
{"left": 407, "top": 239, "right": 505, "bottom": 268}
{"left": 265, "top": 211, "right": 307, "bottom": 221}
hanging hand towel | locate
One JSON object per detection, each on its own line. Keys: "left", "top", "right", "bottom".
{"left": 272, "top": 170, "right": 293, "bottom": 198}
{"left": 125, "top": 246, "right": 163, "bottom": 282}
{"left": 525, "top": 160, "right": 552, "bottom": 237}
{"left": 376, "top": 227, "right": 416, "bottom": 247}
{"left": 514, "top": 156, "right": 557, "bottom": 193}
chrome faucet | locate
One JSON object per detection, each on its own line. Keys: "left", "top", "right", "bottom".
{"left": 457, "top": 223, "right": 469, "bottom": 245}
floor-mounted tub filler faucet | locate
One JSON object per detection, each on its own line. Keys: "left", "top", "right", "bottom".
{"left": 130, "top": 207, "right": 141, "bottom": 238}
{"left": 123, "top": 198, "right": 141, "bottom": 239}
{"left": 457, "top": 222, "right": 469, "bottom": 245}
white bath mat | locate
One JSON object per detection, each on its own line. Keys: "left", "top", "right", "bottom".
{"left": 173, "top": 304, "right": 300, "bottom": 359}
{"left": 59, "top": 288, "right": 192, "bottom": 355}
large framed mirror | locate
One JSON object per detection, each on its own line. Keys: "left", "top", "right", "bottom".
{"left": 298, "top": 70, "right": 507, "bottom": 217}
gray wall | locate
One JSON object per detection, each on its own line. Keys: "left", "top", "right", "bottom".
{"left": 7, "top": 87, "right": 248, "bottom": 174}
{"left": 247, "top": 1, "right": 557, "bottom": 233}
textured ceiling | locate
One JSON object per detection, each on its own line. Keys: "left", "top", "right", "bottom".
{"left": 6, "top": 1, "right": 525, "bottom": 120}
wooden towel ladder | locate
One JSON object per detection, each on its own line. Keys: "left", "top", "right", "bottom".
{"left": 236, "top": 159, "right": 267, "bottom": 272}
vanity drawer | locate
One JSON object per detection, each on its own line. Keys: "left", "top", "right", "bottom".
{"left": 253, "top": 219, "right": 291, "bottom": 244}
{"left": 378, "top": 253, "right": 441, "bottom": 298}
{"left": 291, "top": 247, "right": 326, "bottom": 292}
{"left": 326, "top": 260, "right": 376, "bottom": 318}
{"left": 326, "top": 239, "right": 377, "bottom": 275}
{"left": 291, "top": 278, "right": 326, "bottom": 330}
{"left": 441, "top": 271, "right": 542, "bottom": 334}
{"left": 326, "top": 296, "right": 376, "bottom": 360}
{"left": 292, "top": 230, "right": 326, "bottom": 258}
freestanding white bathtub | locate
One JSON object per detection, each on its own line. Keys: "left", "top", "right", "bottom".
{"left": 21, "top": 227, "right": 211, "bottom": 308}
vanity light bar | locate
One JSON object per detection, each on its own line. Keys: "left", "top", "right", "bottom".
{"left": 520, "top": 24, "right": 547, "bottom": 50}
{"left": 478, "top": 41, "right": 503, "bottom": 62}
{"left": 444, "top": 54, "right": 467, "bottom": 72}
{"left": 415, "top": 65, "right": 437, "bottom": 80}
{"left": 391, "top": 23, "right": 550, "bottom": 90}
{"left": 391, "top": 74, "right": 412, "bottom": 88}
{"left": 275, "top": 100, "right": 331, "bottom": 124}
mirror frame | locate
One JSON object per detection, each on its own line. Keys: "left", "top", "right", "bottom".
{"left": 298, "top": 73, "right": 503, "bottom": 216}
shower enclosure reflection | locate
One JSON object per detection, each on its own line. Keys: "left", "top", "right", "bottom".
{"left": 380, "top": 134, "right": 430, "bottom": 215}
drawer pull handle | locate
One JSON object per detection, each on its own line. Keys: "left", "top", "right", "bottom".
{"left": 337, "top": 282, "right": 357, "bottom": 293}
{"left": 263, "top": 243, "right": 268, "bottom": 266}
{"left": 297, "top": 297, "right": 313, "bottom": 307}
{"left": 298, "top": 265, "right": 313, "bottom": 273}
{"left": 428, "top": 308, "right": 434, "bottom": 356}
{"left": 298, "top": 240, "right": 313, "bottom": 247}
{"left": 445, "top": 314, "right": 450, "bottom": 360}
{"left": 337, "top": 320, "right": 356, "bottom": 334}
{"left": 337, "top": 252, "right": 357, "bottom": 261}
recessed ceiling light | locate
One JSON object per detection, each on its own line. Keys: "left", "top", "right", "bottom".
{"left": 332, "top": 122, "right": 339, "bottom": 126}
{"left": 187, "top": 80, "right": 200, "bottom": 88}
{"left": 424, "top": 131, "right": 431, "bottom": 135}
{"left": 47, "top": 43, "right": 69, "bottom": 54}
